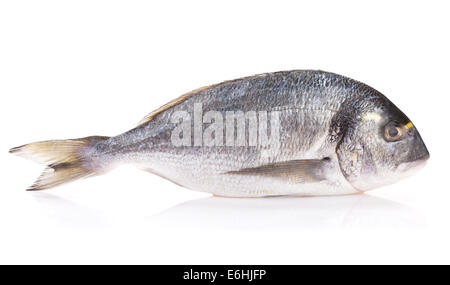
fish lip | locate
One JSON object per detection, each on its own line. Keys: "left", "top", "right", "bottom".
{"left": 405, "top": 149, "right": 430, "bottom": 166}
{"left": 397, "top": 154, "right": 428, "bottom": 173}
{"left": 421, "top": 152, "right": 430, "bottom": 160}
{"left": 414, "top": 151, "right": 430, "bottom": 162}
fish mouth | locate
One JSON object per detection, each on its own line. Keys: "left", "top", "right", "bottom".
{"left": 420, "top": 152, "right": 430, "bottom": 161}
{"left": 352, "top": 153, "right": 429, "bottom": 192}
{"left": 397, "top": 153, "right": 429, "bottom": 174}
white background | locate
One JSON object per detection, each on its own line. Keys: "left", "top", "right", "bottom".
{"left": 0, "top": 0, "right": 449, "bottom": 265}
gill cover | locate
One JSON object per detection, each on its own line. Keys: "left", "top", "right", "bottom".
{"left": 331, "top": 100, "right": 377, "bottom": 191}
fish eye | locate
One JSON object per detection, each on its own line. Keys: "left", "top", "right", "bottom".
{"left": 384, "top": 123, "right": 404, "bottom": 142}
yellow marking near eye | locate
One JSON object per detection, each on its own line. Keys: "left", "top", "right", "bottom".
{"left": 405, "top": 122, "right": 414, "bottom": 129}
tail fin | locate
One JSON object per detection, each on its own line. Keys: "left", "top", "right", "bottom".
{"left": 9, "top": 136, "right": 109, "bottom": 190}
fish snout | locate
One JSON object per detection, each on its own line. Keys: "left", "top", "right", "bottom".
{"left": 398, "top": 137, "right": 429, "bottom": 173}
{"left": 405, "top": 128, "right": 429, "bottom": 162}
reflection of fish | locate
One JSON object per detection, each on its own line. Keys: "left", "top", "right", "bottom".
{"left": 150, "top": 195, "right": 426, "bottom": 230}
{"left": 10, "top": 70, "right": 429, "bottom": 196}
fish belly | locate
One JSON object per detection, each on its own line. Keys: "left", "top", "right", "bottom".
{"left": 138, "top": 151, "right": 358, "bottom": 197}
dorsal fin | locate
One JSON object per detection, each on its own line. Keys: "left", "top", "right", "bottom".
{"left": 137, "top": 72, "right": 272, "bottom": 126}
{"left": 137, "top": 85, "right": 214, "bottom": 126}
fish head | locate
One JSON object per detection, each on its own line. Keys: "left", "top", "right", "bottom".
{"left": 335, "top": 96, "right": 429, "bottom": 191}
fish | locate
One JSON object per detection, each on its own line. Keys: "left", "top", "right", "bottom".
{"left": 9, "top": 70, "right": 429, "bottom": 196}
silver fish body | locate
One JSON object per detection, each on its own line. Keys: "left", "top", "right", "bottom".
{"left": 11, "top": 70, "right": 429, "bottom": 196}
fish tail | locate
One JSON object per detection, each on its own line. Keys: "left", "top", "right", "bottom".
{"left": 9, "top": 136, "right": 110, "bottom": 190}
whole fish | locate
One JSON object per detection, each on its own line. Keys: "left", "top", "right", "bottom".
{"left": 10, "top": 70, "right": 429, "bottom": 196}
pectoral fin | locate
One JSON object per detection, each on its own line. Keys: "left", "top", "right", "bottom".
{"left": 225, "top": 158, "right": 330, "bottom": 183}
